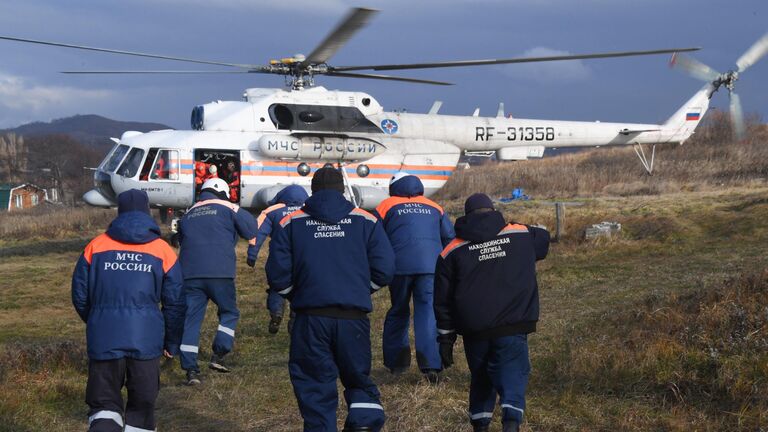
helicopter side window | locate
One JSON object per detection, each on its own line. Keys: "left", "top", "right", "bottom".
{"left": 103, "top": 144, "right": 130, "bottom": 173}
{"left": 269, "top": 104, "right": 294, "bottom": 129}
{"left": 139, "top": 148, "right": 159, "bottom": 181}
{"left": 117, "top": 148, "right": 145, "bottom": 178}
{"left": 150, "top": 150, "right": 179, "bottom": 181}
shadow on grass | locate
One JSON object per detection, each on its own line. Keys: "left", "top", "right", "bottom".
{"left": 0, "top": 238, "right": 89, "bottom": 258}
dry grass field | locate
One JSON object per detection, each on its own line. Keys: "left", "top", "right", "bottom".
{"left": 1, "top": 120, "right": 767, "bottom": 431}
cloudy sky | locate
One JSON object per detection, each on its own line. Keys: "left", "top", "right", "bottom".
{"left": 0, "top": 0, "right": 766, "bottom": 129}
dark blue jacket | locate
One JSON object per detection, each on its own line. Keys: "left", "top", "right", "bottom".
{"left": 178, "top": 191, "right": 258, "bottom": 279}
{"left": 374, "top": 175, "right": 454, "bottom": 274}
{"left": 253, "top": 185, "right": 309, "bottom": 258}
{"left": 265, "top": 190, "right": 395, "bottom": 316}
{"left": 71, "top": 211, "right": 185, "bottom": 360}
{"left": 434, "top": 210, "right": 549, "bottom": 339}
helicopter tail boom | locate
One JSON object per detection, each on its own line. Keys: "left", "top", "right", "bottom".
{"left": 661, "top": 83, "right": 713, "bottom": 144}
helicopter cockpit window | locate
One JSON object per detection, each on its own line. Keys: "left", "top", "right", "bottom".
{"left": 117, "top": 147, "right": 145, "bottom": 178}
{"left": 103, "top": 144, "right": 130, "bottom": 173}
{"left": 150, "top": 150, "right": 180, "bottom": 181}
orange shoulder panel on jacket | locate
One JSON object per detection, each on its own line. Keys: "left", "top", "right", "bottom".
{"left": 499, "top": 223, "right": 529, "bottom": 236}
{"left": 258, "top": 203, "right": 286, "bottom": 228}
{"left": 149, "top": 238, "right": 179, "bottom": 273}
{"left": 375, "top": 196, "right": 444, "bottom": 218}
{"left": 351, "top": 207, "right": 378, "bottom": 223}
{"left": 374, "top": 196, "right": 408, "bottom": 220}
{"left": 410, "top": 195, "right": 444, "bottom": 214}
{"left": 440, "top": 237, "right": 469, "bottom": 258}
{"left": 279, "top": 209, "right": 306, "bottom": 227}
{"left": 86, "top": 234, "right": 177, "bottom": 273}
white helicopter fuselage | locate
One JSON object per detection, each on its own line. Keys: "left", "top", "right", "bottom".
{"left": 85, "top": 84, "right": 712, "bottom": 211}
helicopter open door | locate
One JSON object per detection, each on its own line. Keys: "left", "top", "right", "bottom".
{"left": 194, "top": 149, "right": 241, "bottom": 203}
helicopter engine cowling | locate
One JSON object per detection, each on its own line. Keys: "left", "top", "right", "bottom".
{"left": 351, "top": 185, "right": 390, "bottom": 210}
{"left": 254, "top": 184, "right": 312, "bottom": 209}
{"left": 257, "top": 134, "right": 385, "bottom": 162}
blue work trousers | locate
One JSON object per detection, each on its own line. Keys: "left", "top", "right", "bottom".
{"left": 266, "top": 289, "right": 286, "bottom": 316}
{"left": 464, "top": 334, "right": 530, "bottom": 428}
{"left": 289, "top": 314, "right": 385, "bottom": 432}
{"left": 179, "top": 278, "right": 239, "bottom": 372}
{"left": 382, "top": 274, "right": 441, "bottom": 372}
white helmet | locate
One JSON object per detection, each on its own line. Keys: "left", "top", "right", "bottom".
{"left": 389, "top": 171, "right": 410, "bottom": 185}
{"left": 201, "top": 177, "right": 230, "bottom": 199}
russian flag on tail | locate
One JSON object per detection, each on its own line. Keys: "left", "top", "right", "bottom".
{"left": 686, "top": 112, "right": 700, "bottom": 121}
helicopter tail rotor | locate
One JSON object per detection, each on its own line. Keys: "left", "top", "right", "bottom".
{"left": 736, "top": 32, "right": 768, "bottom": 73}
{"left": 670, "top": 32, "right": 768, "bottom": 140}
{"left": 729, "top": 91, "right": 746, "bottom": 140}
{"left": 669, "top": 52, "right": 720, "bottom": 82}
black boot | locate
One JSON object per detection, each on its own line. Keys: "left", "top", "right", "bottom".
{"left": 502, "top": 421, "right": 520, "bottom": 432}
{"left": 185, "top": 370, "right": 201, "bottom": 386}
{"left": 422, "top": 369, "right": 441, "bottom": 384}
{"left": 209, "top": 353, "right": 231, "bottom": 373}
{"left": 341, "top": 426, "right": 373, "bottom": 431}
{"left": 268, "top": 313, "right": 283, "bottom": 334}
{"left": 472, "top": 424, "right": 490, "bottom": 432}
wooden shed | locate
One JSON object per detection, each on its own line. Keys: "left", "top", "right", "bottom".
{"left": 0, "top": 184, "right": 48, "bottom": 211}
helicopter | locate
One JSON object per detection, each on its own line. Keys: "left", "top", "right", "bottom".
{"left": 1, "top": 8, "right": 765, "bottom": 213}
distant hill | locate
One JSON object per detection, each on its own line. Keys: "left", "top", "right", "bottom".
{"left": 1, "top": 115, "right": 172, "bottom": 148}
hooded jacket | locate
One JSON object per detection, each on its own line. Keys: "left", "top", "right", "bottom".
{"left": 178, "top": 190, "right": 258, "bottom": 279}
{"left": 71, "top": 211, "right": 185, "bottom": 360}
{"left": 265, "top": 189, "right": 395, "bottom": 317}
{"left": 434, "top": 210, "right": 549, "bottom": 339}
{"left": 373, "top": 175, "right": 455, "bottom": 274}
{"left": 253, "top": 185, "right": 309, "bottom": 258}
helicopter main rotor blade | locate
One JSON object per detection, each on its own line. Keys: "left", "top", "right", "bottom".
{"left": 303, "top": 8, "right": 378, "bottom": 67}
{"left": 326, "top": 71, "right": 452, "bottom": 85}
{"left": 61, "top": 70, "right": 255, "bottom": 74}
{"left": 729, "top": 91, "right": 746, "bottom": 140}
{"left": 0, "top": 35, "right": 261, "bottom": 69}
{"left": 735, "top": 32, "right": 768, "bottom": 72}
{"left": 330, "top": 47, "right": 701, "bottom": 72}
{"left": 669, "top": 52, "right": 721, "bottom": 82}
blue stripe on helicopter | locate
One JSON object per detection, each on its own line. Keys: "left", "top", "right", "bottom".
{"left": 253, "top": 165, "right": 452, "bottom": 177}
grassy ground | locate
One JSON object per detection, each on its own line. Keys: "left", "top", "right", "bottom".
{"left": 1, "top": 186, "right": 767, "bottom": 431}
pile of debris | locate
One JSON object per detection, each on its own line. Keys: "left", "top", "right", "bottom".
{"left": 584, "top": 221, "right": 622, "bottom": 240}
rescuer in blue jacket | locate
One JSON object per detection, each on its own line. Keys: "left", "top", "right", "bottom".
{"left": 72, "top": 189, "right": 185, "bottom": 432}
{"left": 266, "top": 167, "right": 395, "bottom": 432}
{"left": 434, "top": 193, "right": 549, "bottom": 432}
{"left": 253, "top": 184, "right": 309, "bottom": 333}
{"left": 373, "top": 172, "right": 454, "bottom": 382}
{"left": 177, "top": 178, "right": 258, "bottom": 385}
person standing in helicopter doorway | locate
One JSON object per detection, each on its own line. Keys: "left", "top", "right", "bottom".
{"left": 373, "top": 172, "right": 455, "bottom": 383}
{"left": 252, "top": 184, "right": 309, "bottom": 333}
{"left": 177, "top": 178, "right": 258, "bottom": 385}
{"left": 434, "top": 193, "right": 549, "bottom": 432}
{"left": 71, "top": 189, "right": 185, "bottom": 432}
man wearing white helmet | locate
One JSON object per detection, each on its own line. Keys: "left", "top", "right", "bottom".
{"left": 177, "top": 178, "right": 258, "bottom": 385}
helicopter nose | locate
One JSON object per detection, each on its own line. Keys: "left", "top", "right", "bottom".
{"left": 83, "top": 189, "right": 116, "bottom": 207}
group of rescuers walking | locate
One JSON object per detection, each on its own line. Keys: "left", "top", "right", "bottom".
{"left": 72, "top": 167, "right": 549, "bottom": 432}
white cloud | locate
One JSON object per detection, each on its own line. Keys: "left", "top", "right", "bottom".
{"left": 0, "top": 72, "right": 113, "bottom": 128}
{"left": 499, "top": 47, "right": 592, "bottom": 83}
